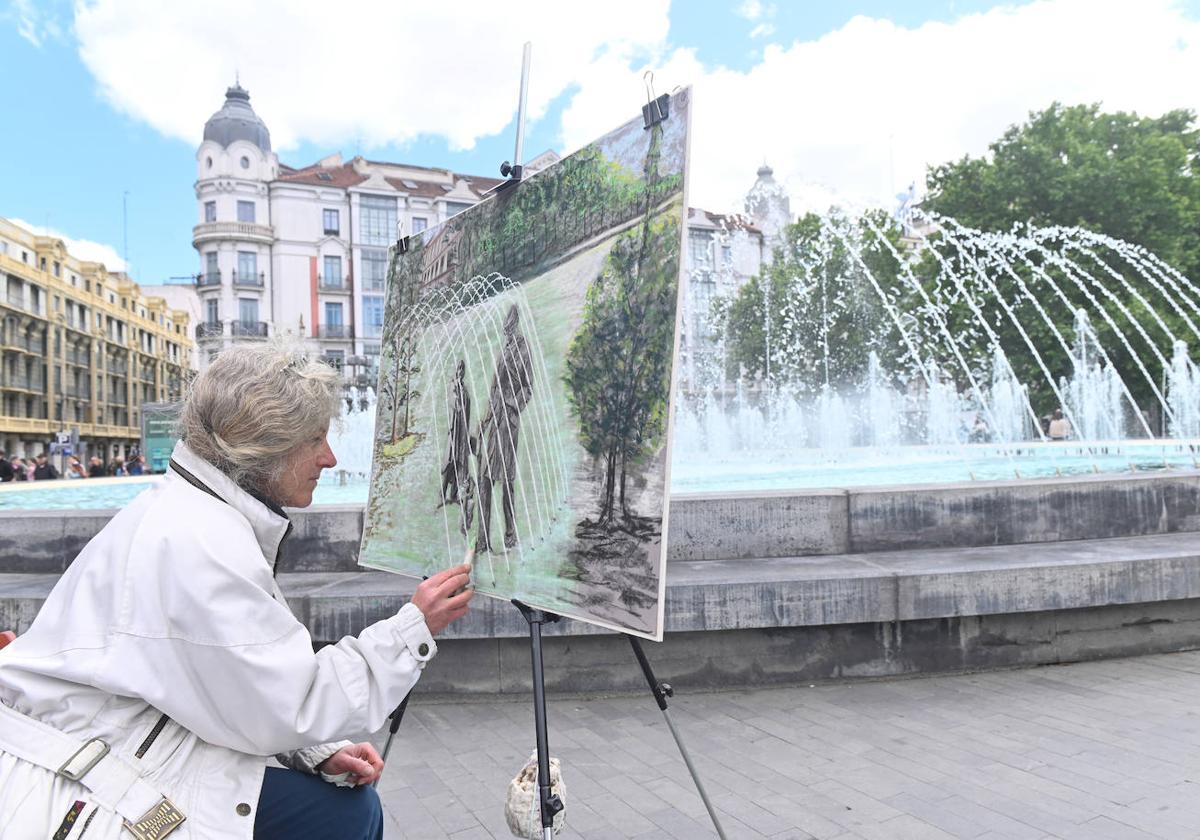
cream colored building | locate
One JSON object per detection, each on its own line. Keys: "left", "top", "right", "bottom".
{"left": 0, "top": 218, "right": 193, "bottom": 463}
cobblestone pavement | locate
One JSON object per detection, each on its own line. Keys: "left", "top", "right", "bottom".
{"left": 371, "top": 651, "right": 1200, "bottom": 839}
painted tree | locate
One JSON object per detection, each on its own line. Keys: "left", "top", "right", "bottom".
{"left": 564, "top": 210, "right": 680, "bottom": 525}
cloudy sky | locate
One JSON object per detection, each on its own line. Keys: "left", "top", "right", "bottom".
{"left": 3, "top": 0, "right": 1200, "bottom": 284}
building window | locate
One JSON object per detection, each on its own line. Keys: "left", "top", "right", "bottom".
{"left": 52, "top": 261, "right": 60, "bottom": 277}
{"left": 445, "top": 201, "right": 472, "bottom": 217}
{"left": 205, "top": 201, "right": 216, "bottom": 222}
{"left": 363, "top": 295, "right": 384, "bottom": 338}
{"left": 324, "top": 301, "right": 343, "bottom": 325}
{"left": 237, "top": 201, "right": 255, "bottom": 223}
{"left": 412, "top": 217, "right": 428, "bottom": 234}
{"left": 239, "top": 298, "right": 259, "bottom": 325}
{"left": 240, "top": 156, "right": 250, "bottom": 169}
{"left": 206, "top": 298, "right": 219, "bottom": 323}
{"left": 323, "top": 255, "right": 342, "bottom": 287}
{"left": 360, "top": 196, "right": 397, "bottom": 247}
{"left": 721, "top": 244, "right": 732, "bottom": 266}
{"left": 205, "top": 252, "right": 219, "bottom": 283}
{"left": 323, "top": 209, "right": 340, "bottom": 236}
{"left": 237, "top": 251, "right": 257, "bottom": 282}
{"left": 688, "top": 231, "right": 711, "bottom": 267}
{"left": 362, "top": 248, "right": 387, "bottom": 291}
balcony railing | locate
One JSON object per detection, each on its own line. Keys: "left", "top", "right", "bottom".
{"left": 317, "top": 274, "right": 351, "bottom": 292}
{"left": 317, "top": 324, "right": 349, "bottom": 339}
{"left": 192, "top": 221, "right": 275, "bottom": 246}
{"left": 0, "top": 334, "right": 44, "bottom": 353}
{"left": 196, "top": 272, "right": 221, "bottom": 287}
{"left": 196, "top": 320, "right": 224, "bottom": 339}
{"left": 231, "top": 321, "right": 268, "bottom": 338}
{"left": 2, "top": 374, "right": 45, "bottom": 391}
{"left": 4, "top": 293, "right": 31, "bottom": 312}
{"left": 107, "top": 361, "right": 128, "bottom": 376}
{"left": 66, "top": 349, "right": 92, "bottom": 366}
{"left": 232, "top": 270, "right": 265, "bottom": 288}
{"left": 66, "top": 385, "right": 91, "bottom": 399}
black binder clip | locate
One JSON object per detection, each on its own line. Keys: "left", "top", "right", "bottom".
{"left": 397, "top": 235, "right": 410, "bottom": 255}
{"left": 642, "top": 71, "right": 670, "bottom": 130}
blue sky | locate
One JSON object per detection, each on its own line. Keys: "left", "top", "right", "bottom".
{"left": 3, "top": 0, "right": 1199, "bottom": 286}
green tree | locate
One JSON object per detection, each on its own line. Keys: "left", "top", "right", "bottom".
{"left": 721, "top": 210, "right": 908, "bottom": 390}
{"left": 923, "top": 103, "right": 1200, "bottom": 414}
{"left": 926, "top": 103, "right": 1200, "bottom": 277}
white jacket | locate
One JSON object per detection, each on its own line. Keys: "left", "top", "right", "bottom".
{"left": 0, "top": 441, "right": 435, "bottom": 839}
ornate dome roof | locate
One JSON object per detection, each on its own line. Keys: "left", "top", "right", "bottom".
{"left": 202, "top": 84, "right": 271, "bottom": 152}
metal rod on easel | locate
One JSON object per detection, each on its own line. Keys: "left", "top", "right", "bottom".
{"left": 513, "top": 41, "right": 531, "bottom": 178}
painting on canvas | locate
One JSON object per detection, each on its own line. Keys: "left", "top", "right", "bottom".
{"left": 359, "top": 89, "right": 691, "bottom": 640}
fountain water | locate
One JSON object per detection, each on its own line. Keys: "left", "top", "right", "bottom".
{"left": 672, "top": 211, "right": 1200, "bottom": 490}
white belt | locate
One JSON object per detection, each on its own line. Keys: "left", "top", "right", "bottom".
{"left": 0, "top": 701, "right": 185, "bottom": 839}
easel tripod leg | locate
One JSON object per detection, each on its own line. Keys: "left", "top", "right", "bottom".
{"left": 628, "top": 635, "right": 728, "bottom": 840}
{"left": 515, "top": 601, "right": 564, "bottom": 839}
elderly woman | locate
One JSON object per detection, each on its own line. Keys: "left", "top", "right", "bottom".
{"left": 0, "top": 343, "right": 473, "bottom": 839}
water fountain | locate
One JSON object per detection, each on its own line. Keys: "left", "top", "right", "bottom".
{"left": 671, "top": 211, "right": 1200, "bottom": 491}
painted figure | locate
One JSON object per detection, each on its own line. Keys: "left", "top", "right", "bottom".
{"left": 438, "top": 359, "right": 475, "bottom": 535}
{"left": 476, "top": 305, "right": 533, "bottom": 552}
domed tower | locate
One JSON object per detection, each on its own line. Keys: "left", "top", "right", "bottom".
{"left": 193, "top": 84, "right": 278, "bottom": 366}
{"left": 744, "top": 163, "right": 791, "bottom": 253}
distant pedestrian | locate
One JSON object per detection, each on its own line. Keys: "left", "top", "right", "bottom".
{"left": 11, "top": 458, "right": 26, "bottom": 481}
{"left": 21, "top": 459, "right": 35, "bottom": 482}
{"left": 111, "top": 457, "right": 127, "bottom": 477}
{"left": 33, "top": 454, "right": 58, "bottom": 481}
{"left": 0, "top": 452, "right": 12, "bottom": 483}
{"left": 1048, "top": 408, "right": 1072, "bottom": 441}
{"left": 127, "top": 454, "right": 145, "bottom": 476}
{"left": 969, "top": 413, "right": 991, "bottom": 444}
{"left": 66, "top": 456, "right": 86, "bottom": 479}
{"left": 87, "top": 455, "right": 105, "bottom": 478}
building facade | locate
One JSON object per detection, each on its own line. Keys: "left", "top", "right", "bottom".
{"left": 0, "top": 219, "right": 193, "bottom": 462}
{"left": 193, "top": 85, "right": 504, "bottom": 382}
{"left": 192, "top": 85, "right": 790, "bottom": 394}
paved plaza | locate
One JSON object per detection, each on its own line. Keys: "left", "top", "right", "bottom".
{"left": 372, "top": 651, "right": 1200, "bottom": 840}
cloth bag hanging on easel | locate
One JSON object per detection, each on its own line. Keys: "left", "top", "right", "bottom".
{"left": 505, "top": 752, "right": 566, "bottom": 838}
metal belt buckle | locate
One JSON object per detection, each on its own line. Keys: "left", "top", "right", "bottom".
{"left": 57, "top": 738, "right": 109, "bottom": 781}
{"left": 123, "top": 798, "right": 186, "bottom": 840}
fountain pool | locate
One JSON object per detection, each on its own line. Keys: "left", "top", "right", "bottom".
{"left": 2, "top": 438, "right": 1198, "bottom": 510}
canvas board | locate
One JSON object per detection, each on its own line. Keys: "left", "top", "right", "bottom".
{"left": 359, "top": 88, "right": 691, "bottom": 640}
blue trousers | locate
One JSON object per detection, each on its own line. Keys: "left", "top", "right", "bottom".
{"left": 254, "top": 767, "right": 384, "bottom": 840}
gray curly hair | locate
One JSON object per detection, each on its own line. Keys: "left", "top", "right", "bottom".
{"left": 179, "top": 340, "right": 341, "bottom": 493}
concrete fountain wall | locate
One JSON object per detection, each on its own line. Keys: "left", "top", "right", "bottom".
{"left": 4, "top": 470, "right": 1200, "bottom": 693}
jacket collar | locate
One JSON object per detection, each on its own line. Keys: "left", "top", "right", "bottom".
{"left": 168, "top": 440, "right": 291, "bottom": 566}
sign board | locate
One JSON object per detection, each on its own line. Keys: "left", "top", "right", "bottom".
{"left": 140, "top": 402, "right": 181, "bottom": 474}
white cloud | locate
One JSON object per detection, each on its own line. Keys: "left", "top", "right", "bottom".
{"left": 10, "top": 218, "right": 127, "bottom": 272}
{"left": 73, "top": 0, "right": 669, "bottom": 152}
{"left": 6, "top": 0, "right": 64, "bottom": 46}
{"left": 735, "top": 0, "right": 769, "bottom": 22}
{"left": 69, "top": 0, "right": 1200, "bottom": 222}
{"left": 559, "top": 0, "right": 1200, "bottom": 218}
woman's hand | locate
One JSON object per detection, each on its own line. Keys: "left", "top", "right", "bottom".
{"left": 411, "top": 563, "right": 474, "bottom": 635}
{"left": 0, "top": 631, "right": 14, "bottom": 650}
{"left": 317, "top": 742, "right": 384, "bottom": 786}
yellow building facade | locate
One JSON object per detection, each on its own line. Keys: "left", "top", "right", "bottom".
{"left": 0, "top": 218, "right": 193, "bottom": 463}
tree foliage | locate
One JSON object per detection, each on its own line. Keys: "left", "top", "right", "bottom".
{"left": 926, "top": 102, "right": 1200, "bottom": 277}
{"left": 922, "top": 103, "right": 1200, "bottom": 414}
{"left": 721, "top": 210, "right": 908, "bottom": 390}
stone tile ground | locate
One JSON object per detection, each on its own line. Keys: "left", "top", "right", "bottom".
{"left": 371, "top": 651, "right": 1200, "bottom": 839}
